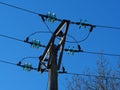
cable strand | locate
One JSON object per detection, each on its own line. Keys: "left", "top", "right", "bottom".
{"left": 0, "top": 1, "right": 120, "bottom": 30}
{"left": 0, "top": 33, "right": 120, "bottom": 57}
{"left": 82, "top": 51, "right": 120, "bottom": 57}
{"left": 65, "top": 72, "right": 120, "bottom": 80}
{"left": 0, "top": 1, "right": 38, "bottom": 15}
{"left": 0, "top": 34, "right": 24, "bottom": 42}
{"left": 0, "top": 59, "right": 17, "bottom": 66}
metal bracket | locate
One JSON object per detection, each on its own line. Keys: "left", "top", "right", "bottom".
{"left": 38, "top": 20, "right": 70, "bottom": 72}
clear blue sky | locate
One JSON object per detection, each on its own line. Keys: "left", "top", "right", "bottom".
{"left": 0, "top": 0, "right": 120, "bottom": 90}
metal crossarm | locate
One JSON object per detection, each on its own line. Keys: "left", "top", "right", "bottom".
{"left": 57, "top": 21, "right": 70, "bottom": 70}
{"left": 38, "top": 20, "right": 70, "bottom": 72}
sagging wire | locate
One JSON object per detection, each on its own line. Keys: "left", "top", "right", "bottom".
{"left": 66, "top": 34, "right": 79, "bottom": 44}
{"left": 39, "top": 12, "right": 96, "bottom": 44}
{"left": 27, "top": 31, "right": 51, "bottom": 38}
{"left": 41, "top": 13, "right": 95, "bottom": 44}
{"left": 25, "top": 30, "right": 80, "bottom": 46}
{"left": 20, "top": 56, "right": 39, "bottom": 62}
{"left": 26, "top": 30, "right": 81, "bottom": 55}
{"left": 24, "top": 31, "right": 48, "bottom": 49}
{"left": 61, "top": 26, "right": 95, "bottom": 55}
{"left": 66, "top": 25, "right": 95, "bottom": 43}
{"left": 24, "top": 31, "right": 51, "bottom": 49}
{"left": 17, "top": 56, "right": 39, "bottom": 72}
{"left": 77, "top": 32, "right": 91, "bottom": 43}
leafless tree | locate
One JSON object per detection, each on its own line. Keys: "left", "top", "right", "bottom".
{"left": 66, "top": 54, "right": 120, "bottom": 90}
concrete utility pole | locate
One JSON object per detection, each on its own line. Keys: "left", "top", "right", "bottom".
{"left": 48, "top": 44, "right": 58, "bottom": 90}
{"left": 38, "top": 20, "right": 70, "bottom": 90}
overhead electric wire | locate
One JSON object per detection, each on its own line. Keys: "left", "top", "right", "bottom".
{"left": 27, "top": 30, "right": 82, "bottom": 44}
{"left": 82, "top": 51, "right": 120, "bottom": 57}
{"left": 0, "top": 58, "right": 120, "bottom": 80}
{"left": 65, "top": 72, "right": 120, "bottom": 80}
{"left": 95, "top": 25, "right": 120, "bottom": 30}
{"left": 42, "top": 22, "right": 84, "bottom": 44}
{"left": 0, "top": 58, "right": 38, "bottom": 71}
{"left": 0, "top": 59, "right": 17, "bottom": 66}
{"left": 27, "top": 31, "right": 51, "bottom": 38}
{"left": 0, "top": 58, "right": 119, "bottom": 80}
{"left": 77, "top": 32, "right": 91, "bottom": 43}
{"left": 1, "top": 1, "right": 120, "bottom": 30}
{"left": 0, "top": 1, "right": 38, "bottom": 15}
{"left": 66, "top": 32, "right": 91, "bottom": 43}
{"left": 66, "top": 34, "right": 79, "bottom": 44}
{"left": 43, "top": 22, "right": 53, "bottom": 33}
{"left": 0, "top": 33, "right": 46, "bottom": 48}
{"left": 0, "top": 34, "right": 24, "bottom": 42}
{"left": 20, "top": 56, "right": 39, "bottom": 62}
{"left": 0, "top": 33, "right": 120, "bottom": 57}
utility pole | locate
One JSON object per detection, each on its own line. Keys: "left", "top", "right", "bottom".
{"left": 37, "top": 20, "right": 70, "bottom": 90}
{"left": 48, "top": 44, "right": 58, "bottom": 90}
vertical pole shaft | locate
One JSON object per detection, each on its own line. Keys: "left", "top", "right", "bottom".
{"left": 48, "top": 45, "right": 58, "bottom": 90}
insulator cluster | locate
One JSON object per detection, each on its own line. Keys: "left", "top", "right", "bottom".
{"left": 79, "top": 19, "right": 87, "bottom": 29}
{"left": 23, "top": 62, "right": 32, "bottom": 72}
{"left": 31, "top": 39, "right": 40, "bottom": 49}
{"left": 46, "top": 12, "right": 56, "bottom": 22}
{"left": 67, "top": 46, "right": 75, "bottom": 55}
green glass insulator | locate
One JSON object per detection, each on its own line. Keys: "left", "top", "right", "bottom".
{"left": 31, "top": 39, "right": 35, "bottom": 48}
{"left": 36, "top": 40, "right": 40, "bottom": 48}
{"left": 31, "top": 39, "right": 40, "bottom": 49}
{"left": 67, "top": 46, "right": 71, "bottom": 55}
{"left": 46, "top": 12, "right": 56, "bottom": 22}
{"left": 47, "top": 12, "right": 52, "bottom": 22}
{"left": 23, "top": 62, "right": 32, "bottom": 72}
{"left": 51, "top": 13, "right": 56, "bottom": 22}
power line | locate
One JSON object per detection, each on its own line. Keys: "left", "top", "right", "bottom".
{"left": 0, "top": 59, "right": 17, "bottom": 66}
{"left": 27, "top": 31, "right": 51, "bottom": 38}
{"left": 26, "top": 30, "right": 87, "bottom": 44}
{"left": 1, "top": 1, "right": 120, "bottom": 30}
{"left": 0, "top": 57, "right": 120, "bottom": 80}
{"left": 64, "top": 72, "right": 120, "bottom": 80}
{"left": 20, "top": 56, "right": 39, "bottom": 62}
{"left": 43, "top": 22, "right": 53, "bottom": 33}
{"left": 96, "top": 25, "right": 120, "bottom": 30}
{"left": 82, "top": 51, "right": 120, "bottom": 57}
{"left": 66, "top": 32, "right": 91, "bottom": 43}
{"left": 0, "top": 1, "right": 38, "bottom": 15}
{"left": 0, "top": 58, "right": 119, "bottom": 81}
{"left": 66, "top": 34, "right": 79, "bottom": 44}
{"left": 0, "top": 33, "right": 120, "bottom": 57}
{"left": 0, "top": 33, "right": 46, "bottom": 48}
{"left": 0, "top": 58, "right": 37, "bottom": 71}
{"left": 0, "top": 34, "right": 24, "bottom": 42}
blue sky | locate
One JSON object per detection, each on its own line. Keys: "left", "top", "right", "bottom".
{"left": 0, "top": 0, "right": 120, "bottom": 90}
